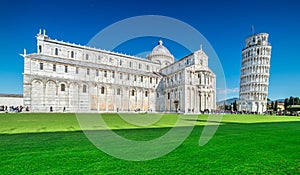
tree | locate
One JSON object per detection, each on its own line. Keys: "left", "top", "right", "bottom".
{"left": 289, "top": 96, "right": 294, "bottom": 105}
{"left": 295, "top": 97, "right": 300, "bottom": 105}
{"left": 233, "top": 100, "right": 237, "bottom": 111}
{"left": 284, "top": 98, "right": 288, "bottom": 115}
{"left": 271, "top": 101, "right": 274, "bottom": 111}
{"left": 267, "top": 98, "right": 272, "bottom": 110}
{"left": 274, "top": 100, "right": 278, "bottom": 112}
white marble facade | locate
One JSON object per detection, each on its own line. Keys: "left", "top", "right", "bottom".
{"left": 22, "top": 30, "right": 216, "bottom": 113}
{"left": 238, "top": 33, "right": 272, "bottom": 113}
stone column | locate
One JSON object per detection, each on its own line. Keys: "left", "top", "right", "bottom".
{"left": 97, "top": 85, "right": 100, "bottom": 113}
{"left": 135, "top": 88, "right": 138, "bottom": 111}
{"left": 66, "top": 83, "right": 69, "bottom": 111}
{"left": 199, "top": 92, "right": 202, "bottom": 112}
{"left": 121, "top": 87, "right": 123, "bottom": 111}
{"left": 204, "top": 93, "right": 207, "bottom": 110}
{"left": 142, "top": 88, "right": 144, "bottom": 111}
{"left": 42, "top": 82, "right": 46, "bottom": 112}
{"left": 78, "top": 84, "right": 80, "bottom": 112}
{"left": 113, "top": 87, "right": 116, "bottom": 111}
{"left": 128, "top": 89, "right": 130, "bottom": 112}
{"left": 105, "top": 87, "right": 108, "bottom": 112}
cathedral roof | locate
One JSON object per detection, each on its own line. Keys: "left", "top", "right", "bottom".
{"left": 149, "top": 40, "right": 173, "bottom": 57}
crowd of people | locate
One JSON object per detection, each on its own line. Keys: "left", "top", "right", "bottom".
{"left": 0, "top": 105, "right": 29, "bottom": 113}
{"left": 0, "top": 105, "right": 69, "bottom": 113}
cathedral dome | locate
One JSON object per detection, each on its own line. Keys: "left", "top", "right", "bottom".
{"left": 151, "top": 40, "right": 172, "bottom": 56}
{"left": 147, "top": 40, "right": 174, "bottom": 67}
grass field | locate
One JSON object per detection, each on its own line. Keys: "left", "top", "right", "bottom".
{"left": 1, "top": 113, "right": 300, "bottom": 174}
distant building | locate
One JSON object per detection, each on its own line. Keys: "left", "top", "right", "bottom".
{"left": 0, "top": 94, "right": 23, "bottom": 108}
{"left": 277, "top": 102, "right": 284, "bottom": 111}
{"left": 21, "top": 30, "right": 216, "bottom": 113}
{"left": 238, "top": 33, "right": 272, "bottom": 114}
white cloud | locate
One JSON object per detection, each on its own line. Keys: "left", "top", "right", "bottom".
{"left": 217, "top": 88, "right": 239, "bottom": 95}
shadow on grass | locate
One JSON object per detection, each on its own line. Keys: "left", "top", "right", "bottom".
{"left": 183, "top": 118, "right": 300, "bottom": 125}
{"left": 1, "top": 120, "right": 299, "bottom": 137}
{"left": 1, "top": 128, "right": 16, "bottom": 133}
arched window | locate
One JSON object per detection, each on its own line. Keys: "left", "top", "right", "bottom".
{"left": 38, "top": 45, "right": 42, "bottom": 53}
{"left": 101, "top": 87, "right": 105, "bottom": 94}
{"left": 131, "top": 90, "right": 135, "bottom": 96}
{"left": 117, "top": 88, "right": 121, "bottom": 95}
{"left": 145, "top": 91, "right": 148, "bottom": 97}
{"left": 83, "top": 85, "right": 87, "bottom": 93}
{"left": 199, "top": 75, "right": 202, "bottom": 84}
{"left": 55, "top": 48, "right": 58, "bottom": 55}
{"left": 65, "top": 66, "right": 68, "bottom": 73}
{"left": 61, "top": 84, "right": 65, "bottom": 91}
{"left": 71, "top": 51, "right": 74, "bottom": 58}
{"left": 39, "top": 63, "right": 43, "bottom": 70}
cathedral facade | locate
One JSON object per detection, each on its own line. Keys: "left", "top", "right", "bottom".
{"left": 22, "top": 30, "right": 216, "bottom": 113}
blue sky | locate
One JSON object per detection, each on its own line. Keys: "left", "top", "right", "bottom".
{"left": 0, "top": 0, "right": 299, "bottom": 100}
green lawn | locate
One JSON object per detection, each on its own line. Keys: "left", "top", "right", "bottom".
{"left": 1, "top": 113, "right": 300, "bottom": 174}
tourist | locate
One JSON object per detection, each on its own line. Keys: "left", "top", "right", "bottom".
{"left": 15, "top": 106, "right": 19, "bottom": 113}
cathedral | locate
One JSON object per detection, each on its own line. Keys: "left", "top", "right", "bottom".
{"left": 22, "top": 30, "right": 216, "bottom": 113}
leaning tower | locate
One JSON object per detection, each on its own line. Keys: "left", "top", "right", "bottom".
{"left": 238, "top": 32, "right": 272, "bottom": 114}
